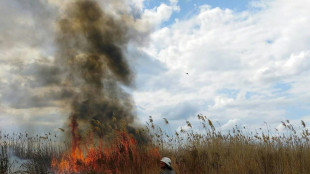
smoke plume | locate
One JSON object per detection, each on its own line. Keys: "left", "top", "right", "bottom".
{"left": 56, "top": 0, "right": 139, "bottom": 138}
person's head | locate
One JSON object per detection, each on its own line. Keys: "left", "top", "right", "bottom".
{"left": 160, "top": 157, "right": 172, "bottom": 170}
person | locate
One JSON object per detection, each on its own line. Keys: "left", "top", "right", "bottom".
{"left": 160, "top": 157, "right": 176, "bottom": 174}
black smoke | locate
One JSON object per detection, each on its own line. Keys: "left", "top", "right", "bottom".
{"left": 55, "top": 0, "right": 139, "bottom": 137}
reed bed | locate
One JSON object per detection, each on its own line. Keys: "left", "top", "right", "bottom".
{"left": 0, "top": 115, "right": 309, "bottom": 173}
{"left": 148, "top": 115, "right": 310, "bottom": 174}
{"left": 0, "top": 131, "right": 63, "bottom": 173}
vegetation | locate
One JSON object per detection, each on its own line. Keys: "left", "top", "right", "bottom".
{"left": 149, "top": 115, "right": 310, "bottom": 174}
{"left": 0, "top": 131, "right": 62, "bottom": 173}
{"left": 1, "top": 116, "right": 310, "bottom": 173}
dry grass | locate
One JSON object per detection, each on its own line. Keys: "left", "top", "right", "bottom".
{"left": 0, "top": 142, "right": 11, "bottom": 174}
{"left": 0, "top": 116, "right": 310, "bottom": 173}
{"left": 148, "top": 115, "right": 310, "bottom": 174}
{"left": 0, "top": 131, "right": 62, "bottom": 173}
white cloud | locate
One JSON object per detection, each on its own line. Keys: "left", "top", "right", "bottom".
{"left": 134, "top": 0, "right": 310, "bottom": 130}
{"left": 139, "top": 3, "right": 179, "bottom": 30}
{"left": 210, "top": 96, "right": 234, "bottom": 109}
{"left": 254, "top": 51, "right": 310, "bottom": 82}
{"left": 220, "top": 119, "right": 240, "bottom": 130}
{"left": 169, "top": 0, "right": 178, "bottom": 6}
{"left": 0, "top": 105, "right": 66, "bottom": 133}
{"left": 129, "top": 0, "right": 145, "bottom": 9}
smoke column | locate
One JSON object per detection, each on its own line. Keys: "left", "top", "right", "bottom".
{"left": 55, "top": 0, "right": 138, "bottom": 138}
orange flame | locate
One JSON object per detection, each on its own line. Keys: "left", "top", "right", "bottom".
{"left": 52, "top": 117, "right": 160, "bottom": 174}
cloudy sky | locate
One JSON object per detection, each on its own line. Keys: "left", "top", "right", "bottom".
{"left": 1, "top": 0, "right": 310, "bottom": 133}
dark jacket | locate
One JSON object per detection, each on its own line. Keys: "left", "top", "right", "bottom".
{"left": 160, "top": 168, "right": 176, "bottom": 174}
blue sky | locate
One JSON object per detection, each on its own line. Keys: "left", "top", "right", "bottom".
{"left": 145, "top": 0, "right": 251, "bottom": 26}
{"left": 0, "top": 0, "right": 310, "bottom": 133}
{"left": 145, "top": 0, "right": 250, "bottom": 13}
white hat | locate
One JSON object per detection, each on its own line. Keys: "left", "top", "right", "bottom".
{"left": 161, "top": 157, "right": 172, "bottom": 167}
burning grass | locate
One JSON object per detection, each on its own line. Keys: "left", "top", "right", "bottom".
{"left": 51, "top": 131, "right": 160, "bottom": 174}
{"left": 51, "top": 117, "right": 160, "bottom": 174}
{"left": 1, "top": 116, "right": 310, "bottom": 173}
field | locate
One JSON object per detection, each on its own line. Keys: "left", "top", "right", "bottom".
{"left": 1, "top": 116, "right": 310, "bottom": 174}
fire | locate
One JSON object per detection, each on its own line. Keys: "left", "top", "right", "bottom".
{"left": 52, "top": 117, "right": 160, "bottom": 174}
{"left": 50, "top": 1, "right": 160, "bottom": 173}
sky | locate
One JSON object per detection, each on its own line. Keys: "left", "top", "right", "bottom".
{"left": 0, "top": 0, "right": 310, "bottom": 134}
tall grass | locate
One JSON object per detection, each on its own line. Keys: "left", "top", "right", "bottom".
{"left": 0, "top": 141, "right": 11, "bottom": 174}
{"left": 0, "top": 116, "right": 310, "bottom": 173}
{"left": 147, "top": 115, "right": 310, "bottom": 174}
{"left": 0, "top": 131, "right": 63, "bottom": 173}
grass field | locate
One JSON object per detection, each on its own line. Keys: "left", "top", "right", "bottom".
{"left": 1, "top": 116, "right": 310, "bottom": 174}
